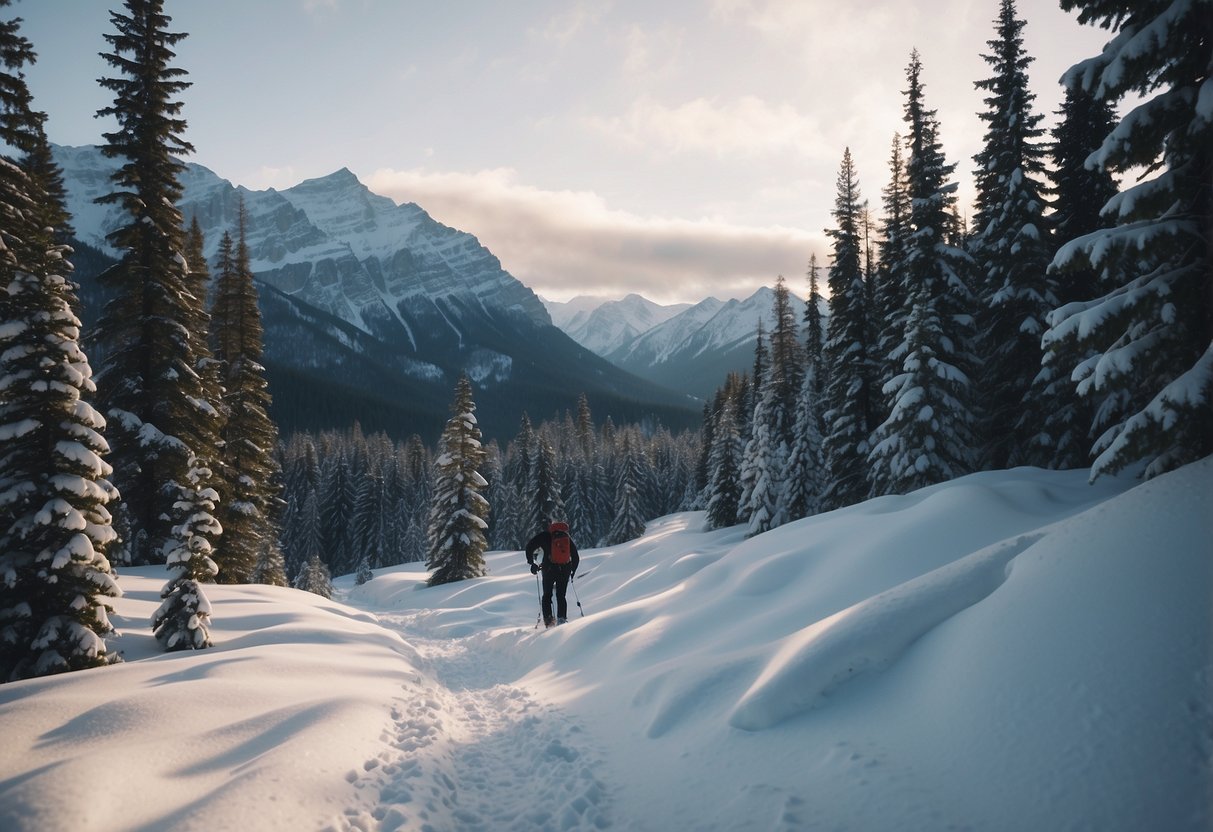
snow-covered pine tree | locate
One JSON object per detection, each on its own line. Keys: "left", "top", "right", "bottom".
{"left": 93, "top": 0, "right": 219, "bottom": 566}
{"left": 768, "top": 274, "right": 804, "bottom": 448}
{"left": 692, "top": 400, "right": 715, "bottom": 507}
{"left": 182, "top": 215, "right": 226, "bottom": 479}
{"left": 822, "top": 147, "right": 877, "bottom": 509}
{"left": 293, "top": 552, "right": 332, "bottom": 599}
{"left": 601, "top": 433, "right": 646, "bottom": 546}
{"left": 803, "top": 254, "right": 826, "bottom": 398}
{"left": 872, "top": 134, "right": 913, "bottom": 425}
{"left": 1035, "top": 85, "right": 1118, "bottom": 469}
{"left": 252, "top": 538, "right": 288, "bottom": 587}
{"left": 210, "top": 205, "right": 283, "bottom": 583}
{"left": 969, "top": 0, "right": 1056, "bottom": 470}
{"left": 1042, "top": 0, "right": 1212, "bottom": 480}
{"left": 705, "top": 398, "right": 745, "bottom": 530}
{"left": 291, "top": 490, "right": 323, "bottom": 581}
{"left": 744, "top": 320, "right": 766, "bottom": 440}
{"left": 152, "top": 455, "right": 219, "bottom": 651}
{"left": 354, "top": 555, "right": 373, "bottom": 586}
{"left": 319, "top": 450, "right": 354, "bottom": 576}
{"left": 401, "top": 510, "right": 426, "bottom": 564}
{"left": 781, "top": 365, "right": 826, "bottom": 523}
{"left": 737, "top": 326, "right": 768, "bottom": 515}
{"left": 743, "top": 379, "right": 784, "bottom": 537}
{"left": 0, "top": 16, "right": 122, "bottom": 680}
{"left": 575, "top": 393, "right": 595, "bottom": 459}
{"left": 426, "top": 374, "right": 490, "bottom": 586}
{"left": 352, "top": 464, "right": 384, "bottom": 571}
{"left": 869, "top": 51, "right": 979, "bottom": 495}
{"left": 532, "top": 436, "right": 565, "bottom": 525}
{"left": 506, "top": 413, "right": 539, "bottom": 543}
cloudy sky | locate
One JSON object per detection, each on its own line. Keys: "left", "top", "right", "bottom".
{"left": 19, "top": 0, "right": 1111, "bottom": 304}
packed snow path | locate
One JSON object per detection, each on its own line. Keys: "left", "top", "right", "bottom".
{"left": 337, "top": 622, "right": 612, "bottom": 832}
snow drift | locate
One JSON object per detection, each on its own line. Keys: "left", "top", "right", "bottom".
{"left": 0, "top": 461, "right": 1209, "bottom": 831}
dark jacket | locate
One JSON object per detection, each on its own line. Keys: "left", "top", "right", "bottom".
{"left": 525, "top": 529, "right": 580, "bottom": 573}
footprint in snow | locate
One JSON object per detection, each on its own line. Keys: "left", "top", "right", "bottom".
{"left": 333, "top": 636, "right": 612, "bottom": 832}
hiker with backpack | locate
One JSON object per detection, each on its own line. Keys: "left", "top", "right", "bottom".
{"left": 525, "top": 520, "right": 580, "bottom": 627}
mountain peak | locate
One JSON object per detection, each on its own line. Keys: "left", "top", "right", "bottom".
{"left": 296, "top": 166, "right": 364, "bottom": 191}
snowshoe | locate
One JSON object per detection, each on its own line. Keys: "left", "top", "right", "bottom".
{"left": 557, "top": 617, "right": 567, "bottom": 625}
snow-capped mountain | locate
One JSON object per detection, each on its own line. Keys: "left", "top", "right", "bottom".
{"left": 55, "top": 145, "right": 697, "bottom": 438}
{"left": 608, "top": 286, "right": 812, "bottom": 400}
{"left": 543, "top": 294, "right": 612, "bottom": 332}
{"left": 57, "top": 145, "right": 549, "bottom": 343}
{"left": 544, "top": 293, "right": 691, "bottom": 357}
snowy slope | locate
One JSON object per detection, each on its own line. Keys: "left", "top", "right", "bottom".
{"left": 1, "top": 461, "right": 1209, "bottom": 831}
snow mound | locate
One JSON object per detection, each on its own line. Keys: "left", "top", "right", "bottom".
{"left": 729, "top": 531, "right": 1044, "bottom": 731}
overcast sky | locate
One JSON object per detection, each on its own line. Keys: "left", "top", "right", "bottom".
{"left": 18, "top": 0, "right": 1112, "bottom": 304}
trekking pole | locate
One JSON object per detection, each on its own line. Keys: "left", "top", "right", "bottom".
{"left": 570, "top": 574, "right": 585, "bottom": 618}
{"left": 534, "top": 572, "right": 544, "bottom": 629}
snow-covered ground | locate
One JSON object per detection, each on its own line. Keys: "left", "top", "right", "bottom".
{"left": 1, "top": 461, "right": 1210, "bottom": 831}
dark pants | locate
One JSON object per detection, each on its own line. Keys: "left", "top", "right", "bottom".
{"left": 542, "top": 562, "right": 572, "bottom": 624}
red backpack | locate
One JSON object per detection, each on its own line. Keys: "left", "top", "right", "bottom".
{"left": 549, "top": 521, "right": 571, "bottom": 564}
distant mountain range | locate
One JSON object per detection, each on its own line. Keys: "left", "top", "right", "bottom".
{"left": 54, "top": 145, "right": 700, "bottom": 441}
{"left": 545, "top": 294, "right": 691, "bottom": 357}
{"left": 543, "top": 288, "right": 814, "bottom": 401}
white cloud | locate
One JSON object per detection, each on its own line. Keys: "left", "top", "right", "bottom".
{"left": 621, "top": 24, "right": 685, "bottom": 80}
{"left": 368, "top": 167, "right": 823, "bottom": 305}
{"left": 585, "top": 94, "right": 834, "bottom": 161}
{"left": 534, "top": 2, "right": 610, "bottom": 46}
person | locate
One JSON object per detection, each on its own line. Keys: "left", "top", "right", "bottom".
{"left": 525, "top": 520, "right": 580, "bottom": 627}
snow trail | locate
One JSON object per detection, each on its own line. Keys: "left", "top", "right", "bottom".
{"left": 335, "top": 623, "right": 612, "bottom": 832}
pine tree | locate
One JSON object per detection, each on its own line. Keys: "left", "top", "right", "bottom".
{"left": 705, "top": 399, "right": 744, "bottom": 530}
{"left": 601, "top": 434, "right": 646, "bottom": 545}
{"left": 0, "top": 13, "right": 122, "bottom": 680}
{"left": 803, "top": 254, "right": 826, "bottom": 397}
{"left": 869, "top": 51, "right": 978, "bottom": 495}
{"left": 531, "top": 436, "right": 565, "bottom": 525}
{"left": 781, "top": 365, "right": 826, "bottom": 523}
{"left": 574, "top": 394, "right": 595, "bottom": 458}
{"left": 182, "top": 216, "right": 226, "bottom": 475}
{"left": 94, "top": 0, "right": 218, "bottom": 566}
{"left": 426, "top": 375, "right": 490, "bottom": 586}
{"left": 1036, "top": 85, "right": 1119, "bottom": 468}
{"left": 319, "top": 451, "right": 354, "bottom": 576}
{"left": 1043, "top": 0, "right": 1213, "bottom": 479}
{"left": 873, "top": 134, "right": 913, "bottom": 419}
{"left": 252, "top": 538, "right": 287, "bottom": 587}
{"left": 354, "top": 555, "right": 373, "bottom": 586}
{"left": 821, "top": 148, "right": 877, "bottom": 509}
{"left": 211, "top": 205, "right": 283, "bottom": 583}
{"left": 746, "top": 320, "right": 766, "bottom": 439}
{"left": 743, "top": 380, "right": 784, "bottom": 536}
{"left": 352, "top": 465, "right": 384, "bottom": 571}
{"left": 508, "top": 413, "right": 540, "bottom": 541}
{"left": 151, "top": 456, "right": 219, "bottom": 651}
{"left": 969, "top": 0, "right": 1056, "bottom": 470}
{"left": 768, "top": 274, "right": 804, "bottom": 446}
{"left": 293, "top": 552, "right": 332, "bottom": 599}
